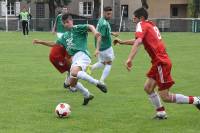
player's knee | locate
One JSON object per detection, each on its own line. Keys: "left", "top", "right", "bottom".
{"left": 144, "top": 84, "right": 152, "bottom": 94}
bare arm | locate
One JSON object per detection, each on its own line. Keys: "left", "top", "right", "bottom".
{"left": 32, "top": 39, "right": 56, "bottom": 47}
{"left": 113, "top": 38, "right": 135, "bottom": 46}
{"left": 88, "top": 24, "right": 102, "bottom": 57}
{"left": 111, "top": 32, "right": 119, "bottom": 37}
{"left": 125, "top": 38, "right": 142, "bottom": 71}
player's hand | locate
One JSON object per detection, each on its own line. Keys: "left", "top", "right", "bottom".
{"left": 113, "top": 38, "right": 121, "bottom": 46}
{"left": 112, "top": 32, "right": 119, "bottom": 37}
{"left": 94, "top": 49, "right": 100, "bottom": 57}
{"left": 95, "top": 32, "right": 101, "bottom": 39}
{"left": 32, "top": 39, "right": 41, "bottom": 45}
{"left": 125, "top": 59, "right": 133, "bottom": 71}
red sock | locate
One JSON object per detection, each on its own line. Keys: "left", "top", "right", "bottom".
{"left": 156, "top": 106, "right": 165, "bottom": 112}
{"left": 189, "top": 96, "right": 194, "bottom": 104}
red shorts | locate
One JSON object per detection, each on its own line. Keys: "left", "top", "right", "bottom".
{"left": 147, "top": 61, "right": 175, "bottom": 91}
{"left": 49, "top": 45, "right": 71, "bottom": 73}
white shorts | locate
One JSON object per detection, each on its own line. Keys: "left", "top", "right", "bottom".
{"left": 57, "top": 33, "right": 64, "bottom": 39}
{"left": 71, "top": 51, "right": 91, "bottom": 71}
{"left": 98, "top": 47, "right": 115, "bottom": 63}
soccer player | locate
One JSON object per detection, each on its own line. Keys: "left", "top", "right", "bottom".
{"left": 88, "top": 6, "right": 118, "bottom": 84}
{"left": 52, "top": 6, "right": 68, "bottom": 38}
{"left": 113, "top": 7, "right": 200, "bottom": 119}
{"left": 18, "top": 7, "right": 32, "bottom": 36}
{"left": 33, "top": 13, "right": 107, "bottom": 102}
{"left": 32, "top": 44, "right": 94, "bottom": 105}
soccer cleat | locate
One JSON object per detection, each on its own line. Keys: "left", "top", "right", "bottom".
{"left": 96, "top": 82, "right": 107, "bottom": 93}
{"left": 86, "top": 65, "right": 92, "bottom": 75}
{"left": 195, "top": 97, "right": 200, "bottom": 110}
{"left": 63, "top": 82, "right": 70, "bottom": 89}
{"left": 153, "top": 111, "right": 167, "bottom": 120}
{"left": 82, "top": 94, "right": 94, "bottom": 105}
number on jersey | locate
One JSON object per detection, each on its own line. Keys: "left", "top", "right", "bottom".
{"left": 153, "top": 26, "right": 162, "bottom": 40}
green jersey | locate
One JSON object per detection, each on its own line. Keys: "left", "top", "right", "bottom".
{"left": 95, "top": 17, "right": 112, "bottom": 51}
{"left": 56, "top": 24, "right": 90, "bottom": 57}
{"left": 19, "top": 12, "right": 29, "bottom": 21}
{"left": 55, "top": 14, "right": 67, "bottom": 33}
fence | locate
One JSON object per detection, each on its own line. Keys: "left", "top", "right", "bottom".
{"left": 0, "top": 18, "right": 200, "bottom": 32}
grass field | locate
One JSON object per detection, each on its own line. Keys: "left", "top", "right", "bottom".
{"left": 0, "top": 32, "right": 200, "bottom": 133}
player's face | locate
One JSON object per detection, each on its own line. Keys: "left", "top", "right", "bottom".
{"left": 104, "top": 11, "right": 112, "bottom": 20}
{"left": 63, "top": 19, "right": 73, "bottom": 28}
{"left": 132, "top": 16, "right": 139, "bottom": 24}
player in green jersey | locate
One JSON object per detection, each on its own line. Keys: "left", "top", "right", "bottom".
{"left": 52, "top": 6, "right": 68, "bottom": 38}
{"left": 33, "top": 14, "right": 107, "bottom": 105}
{"left": 88, "top": 6, "right": 118, "bottom": 84}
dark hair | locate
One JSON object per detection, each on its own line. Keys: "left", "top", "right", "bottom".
{"left": 62, "top": 13, "right": 73, "bottom": 22}
{"left": 133, "top": 7, "right": 148, "bottom": 20}
{"left": 104, "top": 6, "right": 112, "bottom": 12}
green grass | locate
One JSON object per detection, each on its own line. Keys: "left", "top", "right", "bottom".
{"left": 0, "top": 32, "right": 200, "bottom": 133}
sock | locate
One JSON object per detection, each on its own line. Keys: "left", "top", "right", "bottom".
{"left": 100, "top": 64, "right": 112, "bottom": 82}
{"left": 77, "top": 71, "right": 99, "bottom": 85}
{"left": 75, "top": 82, "right": 90, "bottom": 98}
{"left": 92, "top": 62, "right": 104, "bottom": 71}
{"left": 174, "top": 94, "right": 195, "bottom": 104}
{"left": 149, "top": 92, "right": 164, "bottom": 111}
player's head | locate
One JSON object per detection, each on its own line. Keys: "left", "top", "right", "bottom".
{"left": 62, "top": 13, "right": 73, "bottom": 28}
{"left": 62, "top": 6, "right": 68, "bottom": 14}
{"left": 133, "top": 7, "right": 148, "bottom": 23}
{"left": 103, "top": 6, "right": 112, "bottom": 20}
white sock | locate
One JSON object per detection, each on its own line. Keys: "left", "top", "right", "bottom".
{"left": 175, "top": 94, "right": 200, "bottom": 104}
{"left": 100, "top": 64, "right": 112, "bottom": 82}
{"left": 77, "top": 71, "right": 99, "bottom": 85}
{"left": 175, "top": 94, "right": 190, "bottom": 104}
{"left": 149, "top": 92, "right": 163, "bottom": 109}
{"left": 75, "top": 82, "right": 90, "bottom": 98}
{"left": 92, "top": 62, "right": 104, "bottom": 71}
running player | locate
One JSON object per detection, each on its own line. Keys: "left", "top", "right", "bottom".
{"left": 88, "top": 6, "right": 118, "bottom": 84}
{"left": 114, "top": 7, "right": 200, "bottom": 119}
{"left": 52, "top": 6, "right": 68, "bottom": 38}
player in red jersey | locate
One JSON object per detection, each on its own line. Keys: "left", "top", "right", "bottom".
{"left": 114, "top": 7, "right": 200, "bottom": 119}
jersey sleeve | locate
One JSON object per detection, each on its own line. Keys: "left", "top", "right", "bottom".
{"left": 135, "top": 22, "right": 146, "bottom": 40}
{"left": 76, "top": 24, "right": 89, "bottom": 34}
{"left": 56, "top": 34, "right": 65, "bottom": 47}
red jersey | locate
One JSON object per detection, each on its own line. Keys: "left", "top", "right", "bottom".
{"left": 135, "top": 20, "right": 170, "bottom": 64}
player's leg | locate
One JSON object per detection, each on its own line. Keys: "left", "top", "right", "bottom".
{"left": 70, "top": 51, "right": 107, "bottom": 93}
{"left": 22, "top": 21, "right": 26, "bottom": 35}
{"left": 98, "top": 47, "right": 114, "bottom": 83}
{"left": 25, "top": 21, "right": 29, "bottom": 35}
{"left": 144, "top": 78, "right": 167, "bottom": 119}
{"left": 159, "top": 89, "right": 200, "bottom": 105}
{"left": 100, "top": 61, "right": 112, "bottom": 83}
{"left": 156, "top": 63, "right": 200, "bottom": 110}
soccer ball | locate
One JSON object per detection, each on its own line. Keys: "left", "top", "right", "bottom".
{"left": 55, "top": 103, "right": 71, "bottom": 118}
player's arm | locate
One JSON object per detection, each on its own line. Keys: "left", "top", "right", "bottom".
{"left": 111, "top": 32, "right": 119, "bottom": 37}
{"left": 88, "top": 24, "right": 102, "bottom": 57}
{"left": 113, "top": 38, "right": 135, "bottom": 46}
{"left": 126, "top": 38, "right": 142, "bottom": 71}
{"left": 32, "top": 39, "right": 56, "bottom": 47}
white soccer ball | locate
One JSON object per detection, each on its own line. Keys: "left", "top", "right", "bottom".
{"left": 55, "top": 103, "right": 71, "bottom": 118}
